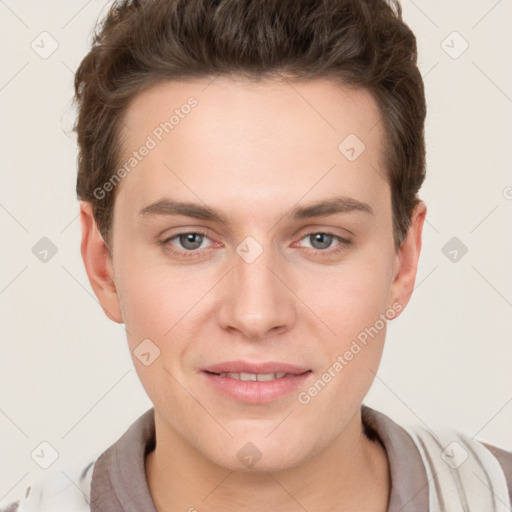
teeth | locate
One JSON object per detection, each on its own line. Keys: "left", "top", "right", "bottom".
{"left": 217, "top": 372, "right": 288, "bottom": 381}
{"left": 239, "top": 372, "right": 257, "bottom": 381}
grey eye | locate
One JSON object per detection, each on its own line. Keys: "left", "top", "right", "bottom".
{"left": 306, "top": 233, "right": 335, "bottom": 250}
{"left": 178, "top": 233, "right": 205, "bottom": 250}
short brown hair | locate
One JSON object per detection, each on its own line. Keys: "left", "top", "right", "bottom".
{"left": 73, "top": 0, "right": 426, "bottom": 253}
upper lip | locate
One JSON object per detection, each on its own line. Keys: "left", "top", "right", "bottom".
{"left": 202, "top": 360, "right": 311, "bottom": 375}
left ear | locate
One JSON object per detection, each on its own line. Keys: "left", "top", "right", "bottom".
{"left": 390, "top": 200, "right": 427, "bottom": 314}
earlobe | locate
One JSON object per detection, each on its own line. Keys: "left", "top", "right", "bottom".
{"left": 390, "top": 200, "right": 427, "bottom": 314}
{"left": 79, "top": 201, "right": 123, "bottom": 323}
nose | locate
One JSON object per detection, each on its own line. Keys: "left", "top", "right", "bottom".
{"left": 216, "top": 240, "right": 297, "bottom": 341}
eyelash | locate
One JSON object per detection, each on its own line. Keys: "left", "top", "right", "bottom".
{"left": 159, "top": 230, "right": 352, "bottom": 260}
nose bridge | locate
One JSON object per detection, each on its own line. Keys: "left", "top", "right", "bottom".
{"left": 217, "top": 234, "right": 296, "bottom": 339}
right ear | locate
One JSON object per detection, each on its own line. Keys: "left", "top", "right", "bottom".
{"left": 79, "top": 201, "right": 123, "bottom": 323}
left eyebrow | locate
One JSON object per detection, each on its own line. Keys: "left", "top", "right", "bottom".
{"left": 137, "top": 195, "right": 374, "bottom": 223}
{"left": 289, "top": 196, "right": 374, "bottom": 218}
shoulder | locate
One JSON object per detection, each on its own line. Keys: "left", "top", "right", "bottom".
{"left": 481, "top": 440, "right": 512, "bottom": 468}
{"left": 480, "top": 441, "right": 512, "bottom": 494}
{"left": 404, "top": 423, "right": 512, "bottom": 509}
{"left": 0, "top": 458, "right": 97, "bottom": 512}
{"left": 471, "top": 439, "right": 512, "bottom": 509}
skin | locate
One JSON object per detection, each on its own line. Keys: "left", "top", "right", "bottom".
{"left": 80, "top": 76, "right": 426, "bottom": 512}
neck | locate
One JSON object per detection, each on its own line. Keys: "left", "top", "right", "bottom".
{"left": 145, "top": 408, "right": 390, "bottom": 512}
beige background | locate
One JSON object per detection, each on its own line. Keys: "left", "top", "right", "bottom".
{"left": 1, "top": 0, "right": 511, "bottom": 503}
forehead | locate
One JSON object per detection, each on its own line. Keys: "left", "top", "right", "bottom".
{"left": 115, "top": 76, "right": 388, "bottom": 222}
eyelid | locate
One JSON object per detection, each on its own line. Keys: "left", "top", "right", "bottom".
{"left": 162, "top": 229, "right": 217, "bottom": 249}
{"left": 291, "top": 225, "right": 353, "bottom": 249}
{"left": 293, "top": 231, "right": 352, "bottom": 251}
{"left": 160, "top": 226, "right": 352, "bottom": 245}
{"left": 160, "top": 227, "right": 353, "bottom": 260}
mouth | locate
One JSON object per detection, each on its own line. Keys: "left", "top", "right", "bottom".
{"left": 200, "top": 361, "right": 313, "bottom": 403}
{"left": 201, "top": 360, "right": 311, "bottom": 375}
{"left": 203, "top": 370, "right": 310, "bottom": 381}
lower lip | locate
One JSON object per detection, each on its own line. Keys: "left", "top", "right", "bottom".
{"left": 202, "top": 371, "right": 313, "bottom": 404}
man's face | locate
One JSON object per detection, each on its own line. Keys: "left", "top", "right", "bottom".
{"left": 88, "top": 77, "right": 416, "bottom": 472}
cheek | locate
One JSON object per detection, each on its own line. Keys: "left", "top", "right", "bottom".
{"left": 298, "top": 264, "right": 391, "bottom": 413}
{"left": 115, "top": 267, "right": 195, "bottom": 402}
{"left": 115, "top": 262, "right": 189, "bottom": 345}
{"left": 301, "top": 256, "right": 393, "bottom": 340}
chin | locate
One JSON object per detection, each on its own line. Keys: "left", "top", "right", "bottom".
{"left": 206, "top": 438, "right": 311, "bottom": 474}
{"left": 221, "top": 456, "right": 305, "bottom": 474}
